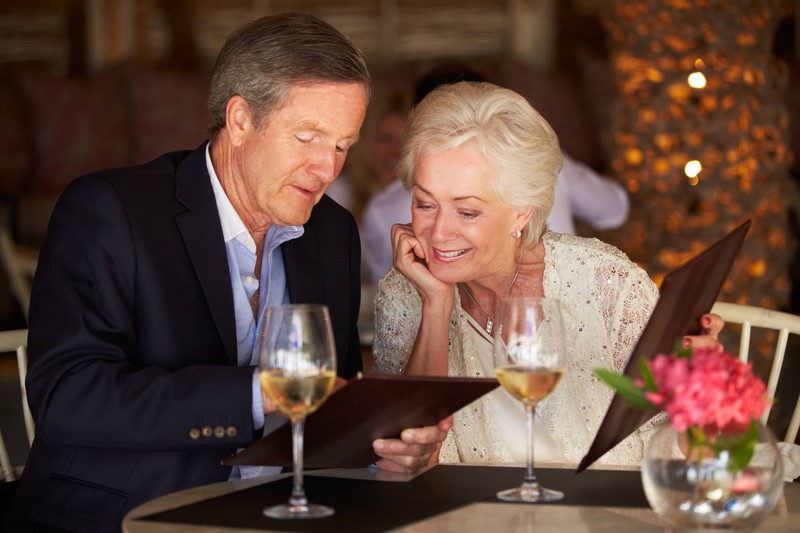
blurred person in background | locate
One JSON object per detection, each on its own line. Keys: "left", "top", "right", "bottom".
{"left": 326, "top": 90, "right": 412, "bottom": 226}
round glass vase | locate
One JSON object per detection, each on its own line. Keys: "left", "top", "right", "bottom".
{"left": 641, "top": 420, "right": 784, "bottom": 532}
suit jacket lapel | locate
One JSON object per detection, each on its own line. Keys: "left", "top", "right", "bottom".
{"left": 174, "top": 143, "right": 238, "bottom": 364}
{"left": 283, "top": 222, "right": 325, "bottom": 304}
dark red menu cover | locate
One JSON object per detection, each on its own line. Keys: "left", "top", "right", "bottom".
{"left": 223, "top": 373, "right": 499, "bottom": 469}
{"left": 576, "top": 219, "right": 751, "bottom": 473}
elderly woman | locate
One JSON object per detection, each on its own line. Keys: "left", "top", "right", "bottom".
{"left": 372, "top": 81, "right": 722, "bottom": 467}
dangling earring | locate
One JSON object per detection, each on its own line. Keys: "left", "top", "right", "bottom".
{"left": 512, "top": 229, "right": 522, "bottom": 239}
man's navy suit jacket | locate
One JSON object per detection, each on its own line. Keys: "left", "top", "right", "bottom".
{"left": 6, "top": 143, "right": 363, "bottom": 531}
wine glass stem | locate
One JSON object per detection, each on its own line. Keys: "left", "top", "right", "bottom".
{"left": 289, "top": 417, "right": 308, "bottom": 507}
{"left": 524, "top": 403, "right": 539, "bottom": 487}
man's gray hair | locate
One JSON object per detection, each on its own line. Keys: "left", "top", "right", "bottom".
{"left": 208, "top": 12, "right": 372, "bottom": 140}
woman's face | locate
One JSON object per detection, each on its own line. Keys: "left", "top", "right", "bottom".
{"left": 410, "top": 142, "right": 528, "bottom": 285}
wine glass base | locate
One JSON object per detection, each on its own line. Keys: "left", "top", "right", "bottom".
{"left": 497, "top": 484, "right": 564, "bottom": 503}
{"left": 263, "top": 502, "right": 334, "bottom": 519}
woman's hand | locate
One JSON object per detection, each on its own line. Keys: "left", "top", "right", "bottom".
{"left": 372, "top": 416, "right": 452, "bottom": 473}
{"left": 682, "top": 313, "right": 725, "bottom": 352}
{"left": 391, "top": 223, "right": 452, "bottom": 303}
{"left": 390, "top": 223, "right": 455, "bottom": 376}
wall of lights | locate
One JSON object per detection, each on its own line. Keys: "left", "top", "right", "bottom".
{"left": 599, "top": 0, "right": 798, "bottom": 310}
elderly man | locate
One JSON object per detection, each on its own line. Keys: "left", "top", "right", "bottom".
{"left": 6, "top": 13, "right": 448, "bottom": 531}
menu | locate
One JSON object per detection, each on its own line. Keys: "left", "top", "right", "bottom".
{"left": 224, "top": 373, "right": 499, "bottom": 469}
{"left": 576, "top": 219, "right": 751, "bottom": 472}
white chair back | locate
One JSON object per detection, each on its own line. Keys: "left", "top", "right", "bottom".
{"left": 711, "top": 302, "right": 800, "bottom": 443}
{"left": 0, "top": 328, "right": 30, "bottom": 481}
{"left": 16, "top": 345, "right": 33, "bottom": 446}
{"left": 0, "top": 427, "right": 14, "bottom": 482}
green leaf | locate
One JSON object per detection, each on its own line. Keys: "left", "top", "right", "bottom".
{"left": 639, "top": 358, "right": 657, "bottom": 391}
{"left": 725, "top": 421, "right": 758, "bottom": 473}
{"left": 594, "top": 369, "right": 654, "bottom": 409}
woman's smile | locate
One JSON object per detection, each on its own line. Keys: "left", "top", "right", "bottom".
{"left": 433, "top": 248, "right": 470, "bottom": 261}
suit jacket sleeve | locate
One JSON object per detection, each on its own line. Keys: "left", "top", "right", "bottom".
{"left": 26, "top": 173, "right": 257, "bottom": 451}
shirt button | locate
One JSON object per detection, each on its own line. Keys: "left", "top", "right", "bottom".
{"left": 189, "top": 428, "right": 201, "bottom": 440}
{"left": 201, "top": 425, "right": 213, "bottom": 438}
{"left": 226, "top": 425, "right": 238, "bottom": 438}
{"left": 214, "top": 426, "right": 225, "bottom": 438}
{"left": 245, "top": 275, "right": 255, "bottom": 285}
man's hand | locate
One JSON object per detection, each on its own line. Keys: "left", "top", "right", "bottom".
{"left": 372, "top": 416, "right": 453, "bottom": 473}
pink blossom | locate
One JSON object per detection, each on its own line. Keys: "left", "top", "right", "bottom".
{"left": 644, "top": 347, "right": 771, "bottom": 435}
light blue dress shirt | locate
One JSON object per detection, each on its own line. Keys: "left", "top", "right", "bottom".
{"left": 205, "top": 146, "right": 303, "bottom": 477}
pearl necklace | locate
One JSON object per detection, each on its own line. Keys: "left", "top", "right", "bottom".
{"left": 459, "top": 262, "right": 522, "bottom": 335}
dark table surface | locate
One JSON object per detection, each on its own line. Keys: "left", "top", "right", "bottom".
{"left": 124, "top": 464, "right": 800, "bottom": 533}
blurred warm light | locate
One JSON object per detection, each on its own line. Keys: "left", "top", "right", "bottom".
{"left": 748, "top": 259, "right": 767, "bottom": 278}
{"left": 602, "top": 0, "right": 797, "bottom": 311}
{"left": 684, "top": 160, "right": 702, "bottom": 178}
{"left": 687, "top": 71, "right": 707, "bottom": 88}
{"left": 624, "top": 148, "right": 643, "bottom": 165}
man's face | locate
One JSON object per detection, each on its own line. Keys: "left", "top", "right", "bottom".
{"left": 235, "top": 82, "right": 367, "bottom": 227}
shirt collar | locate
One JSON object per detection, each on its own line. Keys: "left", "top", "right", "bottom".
{"left": 206, "top": 144, "right": 249, "bottom": 244}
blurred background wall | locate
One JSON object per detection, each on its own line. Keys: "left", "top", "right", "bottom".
{"left": 0, "top": 0, "right": 798, "bottom": 326}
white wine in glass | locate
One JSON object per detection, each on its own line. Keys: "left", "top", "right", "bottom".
{"left": 492, "top": 296, "right": 567, "bottom": 502}
{"left": 258, "top": 304, "right": 337, "bottom": 519}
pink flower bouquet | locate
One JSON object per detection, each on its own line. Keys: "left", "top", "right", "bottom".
{"left": 595, "top": 344, "right": 773, "bottom": 471}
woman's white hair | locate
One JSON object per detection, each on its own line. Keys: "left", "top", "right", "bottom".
{"left": 397, "top": 81, "right": 563, "bottom": 247}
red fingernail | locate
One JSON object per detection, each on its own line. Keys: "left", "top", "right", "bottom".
{"left": 702, "top": 315, "right": 711, "bottom": 326}
{"left": 682, "top": 337, "right": 692, "bottom": 348}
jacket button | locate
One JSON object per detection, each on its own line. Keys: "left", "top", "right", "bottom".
{"left": 189, "top": 428, "right": 201, "bottom": 440}
{"left": 226, "top": 425, "right": 238, "bottom": 438}
{"left": 214, "top": 426, "right": 225, "bottom": 438}
{"left": 201, "top": 425, "right": 213, "bottom": 438}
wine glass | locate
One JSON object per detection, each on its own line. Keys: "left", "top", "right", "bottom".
{"left": 257, "top": 304, "right": 337, "bottom": 519}
{"left": 492, "top": 296, "right": 567, "bottom": 502}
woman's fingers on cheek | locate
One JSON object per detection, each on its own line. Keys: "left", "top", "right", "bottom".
{"left": 398, "top": 235, "right": 418, "bottom": 258}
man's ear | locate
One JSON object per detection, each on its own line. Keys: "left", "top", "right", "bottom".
{"left": 225, "top": 95, "right": 252, "bottom": 147}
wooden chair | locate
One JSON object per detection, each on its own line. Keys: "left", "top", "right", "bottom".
{"left": 0, "top": 328, "right": 30, "bottom": 482}
{"left": 711, "top": 301, "right": 800, "bottom": 443}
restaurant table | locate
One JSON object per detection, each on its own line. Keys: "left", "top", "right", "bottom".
{"left": 123, "top": 463, "right": 799, "bottom": 532}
